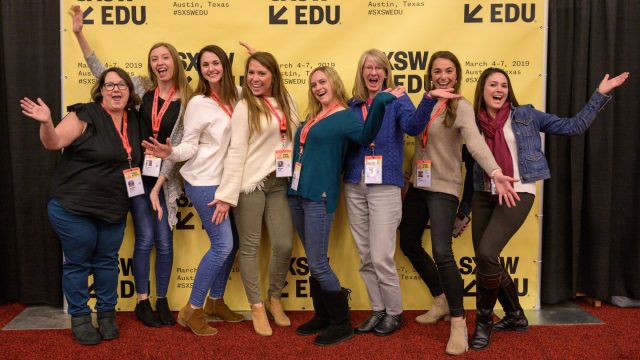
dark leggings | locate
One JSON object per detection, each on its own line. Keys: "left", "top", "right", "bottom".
{"left": 399, "top": 185, "right": 464, "bottom": 317}
{"left": 471, "top": 191, "right": 535, "bottom": 275}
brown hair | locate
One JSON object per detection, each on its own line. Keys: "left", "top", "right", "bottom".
{"left": 194, "top": 45, "right": 238, "bottom": 106}
{"left": 425, "top": 51, "right": 462, "bottom": 128}
{"left": 91, "top": 67, "right": 141, "bottom": 109}
{"left": 473, "top": 67, "right": 520, "bottom": 115}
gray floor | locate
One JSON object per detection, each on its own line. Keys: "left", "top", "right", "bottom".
{"left": 2, "top": 300, "right": 602, "bottom": 330}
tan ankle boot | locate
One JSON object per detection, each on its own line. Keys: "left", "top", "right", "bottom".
{"left": 177, "top": 303, "right": 218, "bottom": 336}
{"left": 204, "top": 297, "right": 244, "bottom": 323}
{"left": 251, "top": 303, "right": 272, "bottom": 336}
{"left": 445, "top": 317, "right": 468, "bottom": 355}
{"left": 416, "top": 294, "right": 450, "bottom": 324}
{"left": 266, "top": 296, "right": 291, "bottom": 327}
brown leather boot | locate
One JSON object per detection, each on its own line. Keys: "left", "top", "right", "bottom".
{"left": 415, "top": 293, "right": 450, "bottom": 324}
{"left": 445, "top": 316, "right": 468, "bottom": 355}
{"left": 266, "top": 296, "right": 291, "bottom": 327}
{"left": 203, "top": 297, "right": 244, "bottom": 323}
{"left": 251, "top": 303, "right": 273, "bottom": 336}
{"left": 177, "top": 303, "right": 218, "bottom": 336}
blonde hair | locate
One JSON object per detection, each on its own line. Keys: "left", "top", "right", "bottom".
{"left": 147, "top": 42, "right": 193, "bottom": 108}
{"left": 352, "top": 49, "right": 395, "bottom": 101}
{"left": 425, "top": 51, "right": 462, "bottom": 128}
{"left": 306, "top": 66, "right": 349, "bottom": 120}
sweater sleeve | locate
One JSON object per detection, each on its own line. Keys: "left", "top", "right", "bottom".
{"left": 86, "top": 52, "right": 146, "bottom": 99}
{"left": 457, "top": 100, "right": 500, "bottom": 175}
{"left": 214, "top": 100, "right": 250, "bottom": 206}
{"left": 345, "top": 92, "right": 396, "bottom": 145}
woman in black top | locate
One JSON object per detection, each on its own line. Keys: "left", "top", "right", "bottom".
{"left": 21, "top": 67, "right": 141, "bottom": 345}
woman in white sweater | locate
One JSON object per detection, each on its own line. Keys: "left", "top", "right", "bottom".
{"left": 211, "top": 52, "right": 300, "bottom": 337}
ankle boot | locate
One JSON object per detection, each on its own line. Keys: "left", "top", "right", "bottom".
{"left": 204, "top": 297, "right": 244, "bottom": 323}
{"left": 71, "top": 314, "right": 101, "bottom": 345}
{"left": 177, "top": 303, "right": 218, "bottom": 336}
{"left": 494, "top": 271, "right": 528, "bottom": 332}
{"left": 355, "top": 310, "right": 385, "bottom": 333}
{"left": 415, "top": 293, "right": 450, "bottom": 324}
{"left": 97, "top": 310, "right": 119, "bottom": 340}
{"left": 251, "top": 303, "right": 273, "bottom": 336}
{"left": 267, "top": 296, "right": 291, "bottom": 327}
{"left": 296, "top": 277, "right": 330, "bottom": 336}
{"left": 314, "top": 288, "right": 354, "bottom": 346}
{"left": 470, "top": 272, "right": 501, "bottom": 350}
{"left": 373, "top": 313, "right": 403, "bottom": 336}
{"left": 445, "top": 316, "right": 468, "bottom": 355}
{"left": 155, "top": 298, "right": 176, "bottom": 326}
{"left": 135, "top": 299, "right": 161, "bottom": 327}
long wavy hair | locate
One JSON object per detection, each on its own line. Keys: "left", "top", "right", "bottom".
{"left": 194, "top": 45, "right": 238, "bottom": 106}
{"left": 147, "top": 42, "right": 193, "bottom": 108}
{"left": 352, "top": 49, "right": 395, "bottom": 101}
{"left": 306, "top": 66, "right": 349, "bottom": 120}
{"left": 473, "top": 67, "right": 520, "bottom": 115}
{"left": 241, "top": 52, "right": 295, "bottom": 140}
{"left": 425, "top": 51, "right": 462, "bottom": 128}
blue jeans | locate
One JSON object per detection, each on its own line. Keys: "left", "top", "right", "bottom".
{"left": 184, "top": 181, "right": 234, "bottom": 307}
{"left": 130, "top": 176, "right": 173, "bottom": 297}
{"left": 48, "top": 198, "right": 126, "bottom": 316}
{"left": 288, "top": 196, "right": 341, "bottom": 291}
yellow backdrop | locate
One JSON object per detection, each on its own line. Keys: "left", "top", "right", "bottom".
{"left": 60, "top": 0, "right": 546, "bottom": 311}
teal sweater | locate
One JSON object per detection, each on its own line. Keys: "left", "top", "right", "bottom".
{"left": 288, "top": 92, "right": 396, "bottom": 213}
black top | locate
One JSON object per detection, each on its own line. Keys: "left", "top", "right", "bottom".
{"left": 49, "top": 102, "right": 142, "bottom": 223}
{"left": 139, "top": 90, "right": 181, "bottom": 144}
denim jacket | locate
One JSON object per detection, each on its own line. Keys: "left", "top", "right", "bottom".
{"left": 474, "top": 90, "right": 611, "bottom": 190}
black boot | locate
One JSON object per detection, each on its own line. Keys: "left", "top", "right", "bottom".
{"left": 97, "top": 310, "right": 120, "bottom": 340}
{"left": 314, "top": 288, "right": 354, "bottom": 346}
{"left": 135, "top": 299, "right": 161, "bottom": 327}
{"left": 355, "top": 310, "right": 385, "bottom": 334}
{"left": 156, "top": 297, "right": 177, "bottom": 326}
{"left": 296, "top": 277, "right": 330, "bottom": 336}
{"left": 494, "top": 271, "right": 528, "bottom": 332}
{"left": 470, "top": 272, "right": 501, "bottom": 350}
{"left": 71, "top": 314, "right": 101, "bottom": 345}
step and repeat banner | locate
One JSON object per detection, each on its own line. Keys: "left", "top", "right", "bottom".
{"left": 61, "top": 0, "right": 546, "bottom": 311}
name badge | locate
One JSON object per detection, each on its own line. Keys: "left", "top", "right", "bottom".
{"left": 275, "top": 149, "right": 293, "bottom": 178}
{"left": 290, "top": 162, "right": 302, "bottom": 191}
{"left": 142, "top": 154, "right": 161, "bottom": 177}
{"left": 416, "top": 159, "right": 432, "bottom": 188}
{"left": 364, "top": 155, "right": 382, "bottom": 184}
{"left": 123, "top": 167, "right": 144, "bottom": 198}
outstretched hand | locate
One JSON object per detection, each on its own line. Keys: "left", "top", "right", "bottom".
{"left": 20, "top": 97, "right": 52, "bottom": 123}
{"left": 492, "top": 170, "right": 521, "bottom": 208}
{"left": 69, "top": 6, "right": 84, "bottom": 35}
{"left": 385, "top": 86, "right": 407, "bottom": 98}
{"left": 209, "top": 199, "right": 231, "bottom": 225}
{"left": 141, "top": 137, "right": 173, "bottom": 159}
{"left": 429, "top": 88, "right": 462, "bottom": 100}
{"left": 598, "top": 72, "right": 630, "bottom": 95}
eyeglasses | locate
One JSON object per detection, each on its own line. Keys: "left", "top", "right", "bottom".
{"left": 103, "top": 82, "right": 129, "bottom": 91}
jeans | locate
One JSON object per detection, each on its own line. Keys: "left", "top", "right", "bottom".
{"left": 130, "top": 176, "right": 173, "bottom": 297}
{"left": 399, "top": 185, "right": 464, "bottom": 317}
{"left": 48, "top": 198, "right": 126, "bottom": 316}
{"left": 288, "top": 196, "right": 341, "bottom": 291}
{"left": 184, "top": 181, "right": 234, "bottom": 307}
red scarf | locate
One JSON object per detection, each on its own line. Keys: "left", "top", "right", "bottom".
{"left": 477, "top": 101, "right": 513, "bottom": 179}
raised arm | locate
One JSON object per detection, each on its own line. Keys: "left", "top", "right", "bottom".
{"left": 21, "top": 97, "right": 86, "bottom": 150}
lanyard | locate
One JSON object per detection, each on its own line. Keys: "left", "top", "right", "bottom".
{"left": 298, "top": 103, "right": 340, "bottom": 156}
{"left": 103, "top": 104, "right": 132, "bottom": 167}
{"left": 262, "top": 96, "right": 288, "bottom": 143}
{"left": 360, "top": 99, "right": 375, "bottom": 150}
{"left": 151, "top": 86, "right": 176, "bottom": 139}
{"left": 211, "top": 90, "right": 234, "bottom": 118}
{"left": 421, "top": 100, "right": 449, "bottom": 149}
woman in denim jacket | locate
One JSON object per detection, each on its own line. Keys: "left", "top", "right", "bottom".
{"left": 469, "top": 67, "right": 629, "bottom": 350}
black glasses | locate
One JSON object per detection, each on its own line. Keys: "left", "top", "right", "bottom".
{"left": 103, "top": 82, "right": 128, "bottom": 91}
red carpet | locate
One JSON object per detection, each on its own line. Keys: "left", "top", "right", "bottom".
{"left": 1, "top": 302, "right": 639, "bottom": 359}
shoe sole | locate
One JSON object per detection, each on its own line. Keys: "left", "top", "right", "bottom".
{"left": 494, "top": 326, "right": 529, "bottom": 332}
{"left": 177, "top": 316, "right": 218, "bottom": 336}
{"left": 314, "top": 332, "right": 355, "bottom": 346}
{"left": 205, "top": 315, "right": 244, "bottom": 323}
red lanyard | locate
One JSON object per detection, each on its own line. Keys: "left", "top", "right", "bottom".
{"left": 262, "top": 96, "right": 288, "bottom": 141}
{"left": 421, "top": 100, "right": 449, "bottom": 149}
{"left": 360, "top": 99, "right": 375, "bottom": 150}
{"left": 151, "top": 87, "right": 176, "bottom": 139}
{"left": 299, "top": 103, "right": 340, "bottom": 155}
{"left": 103, "top": 104, "right": 132, "bottom": 166}
{"left": 211, "top": 91, "right": 234, "bottom": 118}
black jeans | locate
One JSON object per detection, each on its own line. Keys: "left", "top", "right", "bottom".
{"left": 399, "top": 185, "right": 464, "bottom": 317}
{"left": 471, "top": 191, "right": 535, "bottom": 275}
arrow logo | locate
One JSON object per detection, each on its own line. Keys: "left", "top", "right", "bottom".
{"left": 464, "top": 4, "right": 482, "bottom": 23}
{"left": 269, "top": 6, "right": 287, "bottom": 25}
{"left": 83, "top": 6, "right": 94, "bottom": 25}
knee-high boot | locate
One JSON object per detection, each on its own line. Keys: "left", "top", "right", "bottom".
{"left": 470, "top": 272, "right": 501, "bottom": 350}
{"left": 314, "top": 288, "right": 354, "bottom": 346}
{"left": 494, "top": 270, "right": 528, "bottom": 332}
{"left": 296, "top": 277, "right": 330, "bottom": 336}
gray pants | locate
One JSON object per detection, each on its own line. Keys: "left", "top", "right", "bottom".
{"left": 345, "top": 180, "right": 403, "bottom": 315}
{"left": 232, "top": 174, "right": 293, "bottom": 305}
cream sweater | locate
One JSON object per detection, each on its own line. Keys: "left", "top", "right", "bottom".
{"left": 410, "top": 98, "right": 500, "bottom": 198}
{"left": 215, "top": 97, "right": 299, "bottom": 206}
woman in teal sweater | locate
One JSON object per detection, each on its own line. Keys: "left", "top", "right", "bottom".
{"left": 288, "top": 66, "right": 403, "bottom": 346}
